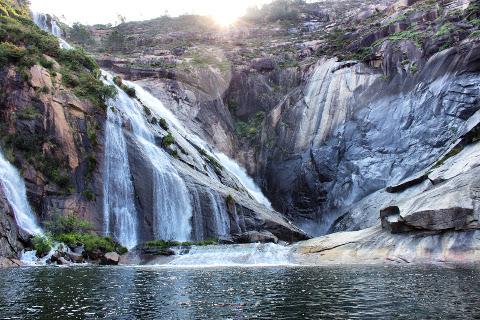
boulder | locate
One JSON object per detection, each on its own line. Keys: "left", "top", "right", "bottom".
{"left": 57, "top": 257, "right": 71, "bottom": 266}
{"left": 251, "top": 58, "right": 276, "bottom": 72}
{"left": 67, "top": 252, "right": 85, "bottom": 263}
{"left": 234, "top": 231, "right": 279, "bottom": 244}
{"left": 101, "top": 252, "right": 120, "bottom": 265}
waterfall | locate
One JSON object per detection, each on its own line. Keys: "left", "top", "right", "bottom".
{"left": 207, "top": 191, "right": 230, "bottom": 237}
{"left": 32, "top": 12, "right": 273, "bottom": 248}
{"left": 167, "top": 243, "right": 293, "bottom": 267}
{"left": 31, "top": 12, "right": 71, "bottom": 49}
{"left": 215, "top": 153, "right": 272, "bottom": 209}
{"left": 127, "top": 81, "right": 273, "bottom": 209}
{"left": 0, "top": 150, "right": 42, "bottom": 235}
{"left": 105, "top": 75, "right": 192, "bottom": 242}
{"left": 103, "top": 106, "right": 139, "bottom": 249}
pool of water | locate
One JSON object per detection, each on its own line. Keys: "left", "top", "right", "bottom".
{"left": 0, "top": 265, "right": 479, "bottom": 319}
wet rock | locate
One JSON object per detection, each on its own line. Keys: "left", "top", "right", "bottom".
{"left": 57, "top": 257, "right": 71, "bottom": 266}
{"left": 0, "top": 186, "right": 27, "bottom": 261}
{"left": 0, "top": 257, "right": 22, "bottom": 268}
{"left": 67, "top": 252, "right": 85, "bottom": 263}
{"left": 234, "top": 231, "right": 279, "bottom": 244}
{"left": 102, "top": 252, "right": 120, "bottom": 265}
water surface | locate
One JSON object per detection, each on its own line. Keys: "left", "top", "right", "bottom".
{"left": 0, "top": 265, "right": 479, "bottom": 319}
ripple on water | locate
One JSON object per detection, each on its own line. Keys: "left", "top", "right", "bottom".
{"left": 0, "top": 265, "right": 480, "bottom": 319}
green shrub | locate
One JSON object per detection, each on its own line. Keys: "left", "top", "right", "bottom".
{"left": 159, "top": 118, "right": 169, "bottom": 130}
{"left": 162, "top": 132, "right": 175, "bottom": 147}
{"left": 32, "top": 234, "right": 53, "bottom": 257}
{"left": 82, "top": 190, "right": 96, "bottom": 201}
{"left": 17, "top": 106, "right": 41, "bottom": 120}
{"left": 226, "top": 194, "right": 235, "bottom": 205}
{"left": 469, "top": 30, "right": 480, "bottom": 38}
{"left": 44, "top": 213, "right": 94, "bottom": 235}
{"left": 435, "top": 23, "right": 452, "bottom": 37}
{"left": 54, "top": 232, "right": 116, "bottom": 253}
{"left": 38, "top": 56, "right": 53, "bottom": 69}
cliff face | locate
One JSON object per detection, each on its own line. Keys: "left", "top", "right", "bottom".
{"left": 0, "top": 2, "right": 308, "bottom": 263}
{"left": 78, "top": 0, "right": 480, "bottom": 240}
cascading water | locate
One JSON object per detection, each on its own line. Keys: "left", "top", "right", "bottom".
{"left": 167, "top": 243, "right": 293, "bottom": 267}
{"left": 0, "top": 150, "right": 42, "bottom": 235}
{"left": 105, "top": 75, "right": 192, "bottom": 242}
{"left": 103, "top": 104, "right": 139, "bottom": 249}
{"left": 215, "top": 153, "right": 272, "bottom": 209}
{"left": 33, "top": 14, "right": 281, "bottom": 266}
{"left": 127, "top": 81, "right": 273, "bottom": 210}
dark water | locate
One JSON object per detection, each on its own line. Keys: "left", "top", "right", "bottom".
{"left": 1, "top": 265, "right": 480, "bottom": 319}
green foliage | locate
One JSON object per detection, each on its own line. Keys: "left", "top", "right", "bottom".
{"left": 113, "top": 76, "right": 136, "bottom": 97}
{"left": 69, "top": 23, "right": 94, "bottom": 46}
{"left": 17, "top": 106, "right": 40, "bottom": 120}
{"left": 54, "top": 232, "right": 117, "bottom": 253}
{"left": 44, "top": 213, "right": 94, "bottom": 235}
{"left": 82, "top": 190, "right": 96, "bottom": 201}
{"left": 433, "top": 145, "right": 464, "bottom": 169}
{"left": 38, "top": 55, "right": 53, "bottom": 69}
{"left": 63, "top": 70, "right": 116, "bottom": 110}
{"left": 43, "top": 213, "right": 127, "bottom": 255}
{"left": 245, "top": 0, "right": 303, "bottom": 23}
{"left": 199, "top": 148, "right": 222, "bottom": 169}
{"left": 469, "top": 30, "right": 480, "bottom": 38}
{"left": 0, "top": 8, "right": 115, "bottom": 109}
{"left": 143, "top": 105, "right": 152, "bottom": 116}
{"left": 158, "top": 118, "right": 169, "bottom": 130}
{"left": 235, "top": 111, "right": 265, "bottom": 139}
{"left": 0, "top": 41, "right": 26, "bottom": 66}
{"left": 86, "top": 153, "right": 97, "bottom": 178}
{"left": 105, "top": 29, "right": 126, "bottom": 52}
{"left": 435, "top": 23, "right": 452, "bottom": 37}
{"left": 162, "top": 132, "right": 175, "bottom": 147}
{"left": 226, "top": 194, "right": 235, "bottom": 205}
{"left": 32, "top": 234, "right": 53, "bottom": 257}
{"left": 36, "top": 153, "right": 72, "bottom": 188}
{"left": 58, "top": 47, "right": 97, "bottom": 72}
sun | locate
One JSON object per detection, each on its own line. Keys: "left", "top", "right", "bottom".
{"left": 207, "top": 1, "right": 246, "bottom": 27}
{"left": 211, "top": 12, "right": 240, "bottom": 27}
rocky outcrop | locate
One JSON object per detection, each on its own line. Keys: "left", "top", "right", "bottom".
{"left": 294, "top": 225, "right": 480, "bottom": 264}
{"left": 0, "top": 185, "right": 28, "bottom": 263}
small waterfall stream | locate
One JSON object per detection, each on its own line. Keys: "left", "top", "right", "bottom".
{"left": 103, "top": 104, "right": 139, "bottom": 249}
{"left": 0, "top": 151, "right": 42, "bottom": 235}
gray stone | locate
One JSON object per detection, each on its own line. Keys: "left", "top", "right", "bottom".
{"left": 234, "top": 231, "right": 279, "bottom": 244}
{"left": 102, "top": 252, "right": 120, "bottom": 265}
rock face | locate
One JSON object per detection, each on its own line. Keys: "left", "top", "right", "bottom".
{"left": 0, "top": 186, "right": 28, "bottom": 261}
{"left": 83, "top": 0, "right": 480, "bottom": 243}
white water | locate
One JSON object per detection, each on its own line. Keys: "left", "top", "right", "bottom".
{"left": 127, "top": 81, "right": 273, "bottom": 209}
{"left": 0, "top": 151, "right": 42, "bottom": 235}
{"left": 32, "top": 12, "right": 275, "bottom": 252}
{"left": 215, "top": 153, "right": 272, "bottom": 209}
{"left": 206, "top": 190, "right": 230, "bottom": 237}
{"left": 31, "top": 12, "right": 71, "bottom": 49}
{"left": 167, "top": 243, "right": 293, "bottom": 267}
{"left": 103, "top": 105, "right": 139, "bottom": 249}
{"left": 105, "top": 74, "right": 192, "bottom": 242}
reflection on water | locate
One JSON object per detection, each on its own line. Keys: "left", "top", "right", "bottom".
{"left": 0, "top": 265, "right": 479, "bottom": 319}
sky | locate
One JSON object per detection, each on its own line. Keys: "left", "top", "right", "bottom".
{"left": 30, "top": 0, "right": 274, "bottom": 26}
